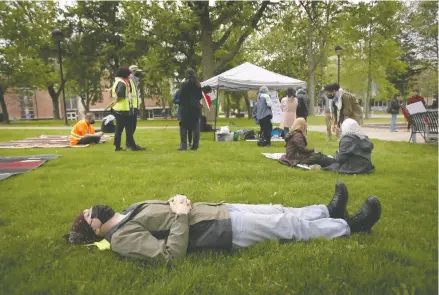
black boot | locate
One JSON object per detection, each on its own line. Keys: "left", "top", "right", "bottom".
{"left": 327, "top": 181, "right": 349, "bottom": 219}
{"left": 347, "top": 196, "right": 381, "bottom": 234}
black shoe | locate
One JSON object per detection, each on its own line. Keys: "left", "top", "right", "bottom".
{"left": 177, "top": 147, "right": 187, "bottom": 151}
{"left": 190, "top": 147, "right": 198, "bottom": 151}
{"left": 115, "top": 147, "right": 126, "bottom": 152}
{"left": 131, "top": 145, "right": 146, "bottom": 151}
{"left": 327, "top": 181, "right": 349, "bottom": 219}
{"left": 347, "top": 196, "right": 381, "bottom": 234}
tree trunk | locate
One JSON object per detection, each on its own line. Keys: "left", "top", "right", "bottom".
{"left": 0, "top": 85, "right": 10, "bottom": 124}
{"left": 306, "top": 18, "right": 315, "bottom": 116}
{"left": 225, "top": 93, "right": 230, "bottom": 118}
{"left": 244, "top": 96, "right": 251, "bottom": 118}
{"left": 365, "top": 26, "right": 372, "bottom": 119}
{"left": 139, "top": 78, "right": 147, "bottom": 120}
{"left": 48, "top": 84, "right": 61, "bottom": 120}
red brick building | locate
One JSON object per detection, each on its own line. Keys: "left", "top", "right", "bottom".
{"left": 1, "top": 87, "right": 169, "bottom": 121}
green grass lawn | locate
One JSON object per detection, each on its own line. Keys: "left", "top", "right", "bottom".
{"left": 0, "top": 129, "right": 437, "bottom": 295}
{"left": 3, "top": 115, "right": 406, "bottom": 128}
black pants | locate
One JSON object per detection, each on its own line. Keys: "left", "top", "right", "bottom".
{"left": 179, "top": 122, "right": 192, "bottom": 145}
{"left": 127, "top": 110, "right": 138, "bottom": 148}
{"left": 302, "top": 153, "right": 336, "bottom": 168}
{"left": 114, "top": 113, "right": 136, "bottom": 149}
{"left": 259, "top": 116, "right": 272, "bottom": 144}
{"left": 180, "top": 120, "right": 200, "bottom": 150}
{"left": 77, "top": 136, "right": 101, "bottom": 145}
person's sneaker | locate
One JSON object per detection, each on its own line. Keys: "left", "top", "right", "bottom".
{"left": 347, "top": 196, "right": 381, "bottom": 234}
{"left": 177, "top": 148, "right": 187, "bottom": 151}
{"left": 327, "top": 181, "right": 348, "bottom": 219}
{"left": 115, "top": 147, "right": 126, "bottom": 152}
{"left": 309, "top": 164, "right": 321, "bottom": 170}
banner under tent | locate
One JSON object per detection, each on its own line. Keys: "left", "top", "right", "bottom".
{"left": 200, "top": 62, "right": 307, "bottom": 139}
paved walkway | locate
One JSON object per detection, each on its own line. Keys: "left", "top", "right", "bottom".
{"left": 0, "top": 124, "right": 429, "bottom": 144}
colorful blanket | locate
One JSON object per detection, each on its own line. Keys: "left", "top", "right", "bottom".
{"left": 0, "top": 135, "right": 113, "bottom": 149}
{"left": 0, "top": 154, "right": 60, "bottom": 181}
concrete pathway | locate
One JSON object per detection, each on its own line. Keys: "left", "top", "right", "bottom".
{"left": 0, "top": 124, "right": 431, "bottom": 144}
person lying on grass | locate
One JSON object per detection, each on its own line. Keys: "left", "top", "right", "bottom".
{"left": 69, "top": 113, "right": 103, "bottom": 146}
{"left": 65, "top": 181, "right": 381, "bottom": 262}
{"left": 323, "top": 118, "right": 375, "bottom": 174}
{"left": 279, "top": 118, "right": 337, "bottom": 169}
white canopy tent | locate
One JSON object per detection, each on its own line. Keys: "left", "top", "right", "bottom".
{"left": 201, "top": 62, "right": 306, "bottom": 91}
{"left": 200, "top": 62, "right": 306, "bottom": 140}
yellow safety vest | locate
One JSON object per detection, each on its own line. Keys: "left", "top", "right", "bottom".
{"left": 129, "top": 79, "right": 139, "bottom": 109}
{"left": 111, "top": 78, "right": 132, "bottom": 112}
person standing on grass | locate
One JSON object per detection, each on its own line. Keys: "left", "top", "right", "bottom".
{"left": 296, "top": 88, "right": 309, "bottom": 121}
{"left": 173, "top": 89, "right": 192, "bottom": 148}
{"left": 127, "top": 65, "right": 146, "bottom": 151}
{"left": 69, "top": 113, "right": 103, "bottom": 146}
{"left": 406, "top": 90, "right": 426, "bottom": 141}
{"left": 320, "top": 89, "right": 334, "bottom": 140}
{"left": 324, "top": 83, "right": 363, "bottom": 137}
{"left": 387, "top": 94, "right": 401, "bottom": 132}
{"left": 110, "top": 67, "right": 142, "bottom": 152}
{"left": 65, "top": 181, "right": 381, "bottom": 262}
{"left": 253, "top": 86, "right": 273, "bottom": 147}
{"left": 280, "top": 87, "right": 297, "bottom": 137}
{"left": 177, "top": 68, "right": 203, "bottom": 151}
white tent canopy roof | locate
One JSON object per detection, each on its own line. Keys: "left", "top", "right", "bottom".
{"left": 201, "top": 62, "right": 306, "bottom": 91}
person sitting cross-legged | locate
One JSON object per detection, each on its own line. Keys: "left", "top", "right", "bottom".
{"left": 278, "top": 118, "right": 336, "bottom": 169}
{"left": 323, "top": 118, "right": 375, "bottom": 174}
{"left": 65, "top": 181, "right": 381, "bottom": 262}
{"left": 69, "top": 113, "right": 103, "bottom": 146}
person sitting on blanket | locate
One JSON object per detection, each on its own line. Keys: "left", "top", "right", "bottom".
{"left": 64, "top": 181, "right": 381, "bottom": 262}
{"left": 278, "top": 118, "right": 336, "bottom": 168}
{"left": 69, "top": 113, "right": 103, "bottom": 146}
{"left": 322, "top": 118, "right": 375, "bottom": 174}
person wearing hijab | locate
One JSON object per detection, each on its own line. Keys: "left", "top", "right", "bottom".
{"left": 278, "top": 118, "right": 335, "bottom": 168}
{"left": 253, "top": 86, "right": 273, "bottom": 146}
{"left": 177, "top": 68, "right": 203, "bottom": 151}
{"left": 323, "top": 118, "right": 375, "bottom": 174}
{"left": 280, "top": 87, "right": 298, "bottom": 136}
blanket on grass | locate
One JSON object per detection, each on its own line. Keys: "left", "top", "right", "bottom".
{"left": 0, "top": 154, "right": 60, "bottom": 181}
{"left": 0, "top": 135, "right": 113, "bottom": 149}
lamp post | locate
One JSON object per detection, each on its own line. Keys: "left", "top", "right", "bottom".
{"left": 335, "top": 45, "right": 344, "bottom": 85}
{"left": 51, "top": 29, "right": 68, "bottom": 126}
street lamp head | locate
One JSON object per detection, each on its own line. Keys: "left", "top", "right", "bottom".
{"left": 51, "top": 29, "right": 64, "bottom": 42}
{"left": 335, "top": 45, "right": 344, "bottom": 56}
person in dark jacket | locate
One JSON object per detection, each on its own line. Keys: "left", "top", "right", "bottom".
{"left": 388, "top": 94, "right": 401, "bottom": 132}
{"left": 323, "top": 119, "right": 375, "bottom": 174}
{"left": 178, "top": 69, "right": 203, "bottom": 151}
{"left": 252, "top": 86, "right": 273, "bottom": 146}
{"left": 296, "top": 88, "right": 309, "bottom": 121}
{"left": 65, "top": 181, "right": 382, "bottom": 262}
{"left": 278, "top": 118, "right": 335, "bottom": 168}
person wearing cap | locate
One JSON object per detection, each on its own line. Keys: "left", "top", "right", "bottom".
{"left": 128, "top": 65, "right": 146, "bottom": 150}
{"left": 324, "top": 83, "right": 363, "bottom": 135}
{"left": 65, "top": 181, "right": 382, "bottom": 262}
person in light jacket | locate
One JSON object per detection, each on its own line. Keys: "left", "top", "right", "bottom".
{"left": 65, "top": 181, "right": 382, "bottom": 262}
{"left": 253, "top": 86, "right": 273, "bottom": 146}
{"left": 323, "top": 119, "right": 375, "bottom": 174}
{"left": 280, "top": 87, "right": 298, "bottom": 136}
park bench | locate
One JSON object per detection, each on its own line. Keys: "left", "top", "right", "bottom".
{"left": 409, "top": 110, "right": 438, "bottom": 144}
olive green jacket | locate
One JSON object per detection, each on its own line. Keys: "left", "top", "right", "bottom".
{"left": 106, "top": 201, "right": 232, "bottom": 261}
{"left": 340, "top": 92, "right": 363, "bottom": 125}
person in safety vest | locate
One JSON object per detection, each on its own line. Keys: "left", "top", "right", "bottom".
{"left": 111, "top": 67, "right": 141, "bottom": 152}
{"left": 69, "top": 113, "right": 103, "bottom": 146}
{"left": 128, "top": 65, "right": 146, "bottom": 150}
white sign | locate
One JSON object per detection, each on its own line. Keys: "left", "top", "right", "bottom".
{"left": 269, "top": 91, "right": 282, "bottom": 123}
{"left": 406, "top": 101, "right": 426, "bottom": 115}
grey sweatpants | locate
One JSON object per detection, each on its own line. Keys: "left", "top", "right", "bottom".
{"left": 226, "top": 203, "right": 350, "bottom": 248}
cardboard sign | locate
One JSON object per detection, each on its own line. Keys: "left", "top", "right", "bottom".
{"left": 406, "top": 101, "right": 426, "bottom": 115}
{"left": 269, "top": 91, "right": 282, "bottom": 123}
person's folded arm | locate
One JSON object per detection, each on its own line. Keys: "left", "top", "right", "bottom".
{"left": 111, "top": 214, "right": 189, "bottom": 262}
{"left": 116, "top": 82, "right": 127, "bottom": 100}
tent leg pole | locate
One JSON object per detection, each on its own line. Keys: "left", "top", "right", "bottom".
{"left": 213, "top": 86, "right": 219, "bottom": 141}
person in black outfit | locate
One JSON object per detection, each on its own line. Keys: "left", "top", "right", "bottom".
{"left": 111, "top": 67, "right": 141, "bottom": 152}
{"left": 177, "top": 68, "right": 203, "bottom": 151}
{"left": 296, "top": 88, "right": 309, "bottom": 121}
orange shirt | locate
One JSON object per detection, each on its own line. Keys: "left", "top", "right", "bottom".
{"left": 69, "top": 120, "right": 95, "bottom": 145}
